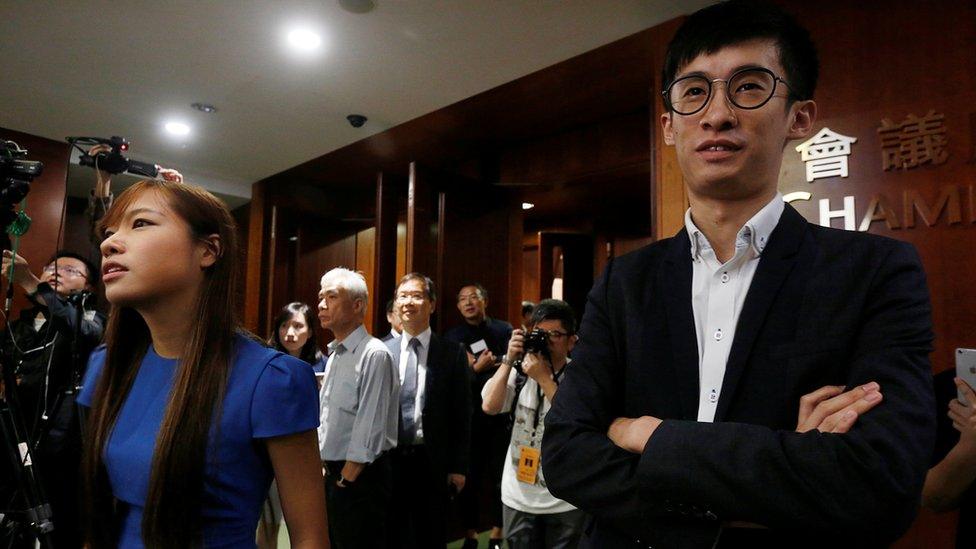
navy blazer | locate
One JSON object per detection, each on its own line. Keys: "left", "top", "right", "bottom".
{"left": 386, "top": 331, "right": 472, "bottom": 477}
{"left": 542, "top": 205, "right": 935, "bottom": 548}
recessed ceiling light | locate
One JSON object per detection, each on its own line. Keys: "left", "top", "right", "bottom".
{"left": 522, "top": 202, "right": 535, "bottom": 210}
{"left": 191, "top": 102, "right": 217, "bottom": 113}
{"left": 287, "top": 28, "right": 322, "bottom": 52}
{"left": 165, "top": 122, "right": 191, "bottom": 136}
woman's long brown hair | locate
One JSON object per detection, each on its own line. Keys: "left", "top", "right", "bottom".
{"left": 81, "top": 180, "right": 240, "bottom": 548}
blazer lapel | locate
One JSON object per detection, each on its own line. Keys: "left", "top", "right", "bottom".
{"left": 661, "top": 229, "right": 700, "bottom": 420}
{"left": 422, "top": 333, "right": 439, "bottom": 415}
{"left": 714, "top": 205, "right": 807, "bottom": 421}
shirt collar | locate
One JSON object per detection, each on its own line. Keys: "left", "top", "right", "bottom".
{"left": 400, "top": 326, "right": 432, "bottom": 352}
{"left": 328, "top": 324, "right": 368, "bottom": 354}
{"left": 684, "top": 192, "right": 784, "bottom": 260}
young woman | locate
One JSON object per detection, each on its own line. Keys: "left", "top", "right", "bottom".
{"left": 260, "top": 302, "right": 327, "bottom": 548}
{"left": 269, "top": 302, "right": 327, "bottom": 373}
{"left": 77, "top": 180, "right": 327, "bottom": 548}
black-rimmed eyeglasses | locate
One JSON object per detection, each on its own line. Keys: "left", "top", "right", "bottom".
{"left": 662, "top": 67, "right": 792, "bottom": 116}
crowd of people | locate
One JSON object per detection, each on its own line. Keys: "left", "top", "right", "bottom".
{"left": 0, "top": 1, "right": 973, "bottom": 548}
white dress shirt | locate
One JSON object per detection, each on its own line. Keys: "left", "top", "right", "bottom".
{"left": 399, "top": 327, "right": 432, "bottom": 443}
{"left": 684, "top": 193, "right": 784, "bottom": 422}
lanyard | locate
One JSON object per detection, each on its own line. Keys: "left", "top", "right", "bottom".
{"left": 530, "top": 364, "right": 565, "bottom": 432}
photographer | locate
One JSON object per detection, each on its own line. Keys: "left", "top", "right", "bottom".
{"left": 481, "top": 299, "right": 584, "bottom": 549}
{"left": 0, "top": 249, "right": 105, "bottom": 548}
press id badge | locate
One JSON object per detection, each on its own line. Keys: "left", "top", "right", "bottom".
{"left": 516, "top": 446, "right": 541, "bottom": 485}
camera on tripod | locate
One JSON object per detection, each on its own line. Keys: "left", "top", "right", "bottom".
{"left": 0, "top": 141, "right": 43, "bottom": 230}
{"left": 68, "top": 136, "right": 159, "bottom": 178}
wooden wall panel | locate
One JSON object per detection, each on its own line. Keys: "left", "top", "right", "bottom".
{"left": 373, "top": 172, "right": 401, "bottom": 335}
{"left": 406, "top": 162, "right": 439, "bottom": 278}
{"left": 355, "top": 226, "right": 375, "bottom": 333}
{"left": 534, "top": 232, "right": 593, "bottom": 325}
{"left": 522, "top": 245, "right": 540, "bottom": 305}
{"left": 437, "top": 187, "right": 521, "bottom": 332}
{"left": 244, "top": 180, "right": 268, "bottom": 333}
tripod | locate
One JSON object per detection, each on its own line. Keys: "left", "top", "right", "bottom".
{"left": 0, "top": 232, "right": 55, "bottom": 549}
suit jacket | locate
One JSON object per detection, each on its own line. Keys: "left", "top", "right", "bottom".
{"left": 386, "top": 332, "right": 472, "bottom": 477}
{"left": 541, "top": 205, "right": 935, "bottom": 548}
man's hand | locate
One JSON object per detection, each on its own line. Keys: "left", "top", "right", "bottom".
{"left": 447, "top": 473, "right": 466, "bottom": 494}
{"left": 1, "top": 250, "right": 41, "bottom": 294}
{"left": 607, "top": 416, "right": 662, "bottom": 454}
{"left": 506, "top": 329, "right": 525, "bottom": 364}
{"left": 948, "top": 378, "right": 976, "bottom": 453}
{"left": 86, "top": 144, "right": 115, "bottom": 199}
{"left": 521, "top": 353, "right": 549, "bottom": 384}
{"left": 471, "top": 351, "right": 495, "bottom": 373}
{"left": 796, "top": 382, "right": 883, "bottom": 433}
{"left": 157, "top": 167, "right": 184, "bottom": 183}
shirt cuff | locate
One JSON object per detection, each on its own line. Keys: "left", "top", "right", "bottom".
{"left": 346, "top": 445, "right": 379, "bottom": 464}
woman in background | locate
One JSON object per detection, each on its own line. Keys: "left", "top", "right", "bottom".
{"left": 78, "top": 179, "right": 326, "bottom": 548}
{"left": 260, "top": 301, "right": 328, "bottom": 547}
{"left": 269, "top": 302, "right": 327, "bottom": 373}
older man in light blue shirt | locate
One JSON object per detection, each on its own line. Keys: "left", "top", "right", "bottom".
{"left": 316, "top": 267, "right": 398, "bottom": 549}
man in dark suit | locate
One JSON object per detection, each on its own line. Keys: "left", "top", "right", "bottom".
{"left": 387, "top": 273, "right": 472, "bottom": 548}
{"left": 541, "top": 2, "right": 936, "bottom": 548}
{"left": 382, "top": 298, "right": 402, "bottom": 342}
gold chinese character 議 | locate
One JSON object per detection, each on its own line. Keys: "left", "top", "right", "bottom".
{"left": 878, "top": 110, "right": 949, "bottom": 170}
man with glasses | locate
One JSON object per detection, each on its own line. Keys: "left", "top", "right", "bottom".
{"left": 542, "top": 1, "right": 935, "bottom": 547}
{"left": 444, "top": 283, "right": 514, "bottom": 549}
{"left": 482, "top": 299, "right": 584, "bottom": 549}
{"left": 386, "top": 273, "right": 471, "bottom": 548}
{"left": 0, "top": 249, "right": 105, "bottom": 548}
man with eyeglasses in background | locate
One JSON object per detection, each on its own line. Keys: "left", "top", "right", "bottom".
{"left": 542, "top": 1, "right": 935, "bottom": 547}
{"left": 444, "top": 283, "right": 513, "bottom": 549}
{"left": 0, "top": 249, "right": 106, "bottom": 548}
{"left": 482, "top": 299, "right": 584, "bottom": 549}
{"left": 386, "top": 273, "right": 471, "bottom": 548}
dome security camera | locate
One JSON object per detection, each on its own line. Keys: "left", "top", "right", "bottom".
{"left": 347, "top": 114, "right": 367, "bottom": 128}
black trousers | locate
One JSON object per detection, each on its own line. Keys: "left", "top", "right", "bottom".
{"left": 459, "top": 410, "right": 508, "bottom": 529}
{"left": 388, "top": 445, "right": 450, "bottom": 549}
{"left": 324, "top": 453, "right": 392, "bottom": 549}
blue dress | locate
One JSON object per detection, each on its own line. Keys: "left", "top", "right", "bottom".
{"left": 77, "top": 334, "right": 319, "bottom": 548}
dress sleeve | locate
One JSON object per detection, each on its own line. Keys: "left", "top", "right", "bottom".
{"left": 251, "top": 354, "right": 320, "bottom": 439}
{"left": 77, "top": 345, "right": 107, "bottom": 407}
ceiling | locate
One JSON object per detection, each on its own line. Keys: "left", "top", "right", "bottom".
{"left": 0, "top": 0, "right": 713, "bottom": 203}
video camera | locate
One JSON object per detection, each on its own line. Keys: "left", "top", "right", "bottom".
{"left": 0, "top": 141, "right": 42, "bottom": 230}
{"left": 67, "top": 136, "right": 158, "bottom": 178}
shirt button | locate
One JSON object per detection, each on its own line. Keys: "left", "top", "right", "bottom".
{"left": 709, "top": 389, "right": 718, "bottom": 403}
{"left": 720, "top": 272, "right": 730, "bottom": 283}
{"left": 714, "top": 329, "right": 723, "bottom": 341}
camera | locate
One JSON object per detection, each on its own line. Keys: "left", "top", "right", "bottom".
{"left": 68, "top": 136, "right": 159, "bottom": 177}
{"left": 0, "top": 140, "right": 42, "bottom": 229}
{"left": 347, "top": 114, "right": 367, "bottom": 128}
{"left": 512, "top": 328, "right": 551, "bottom": 375}
{"left": 523, "top": 328, "right": 549, "bottom": 354}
